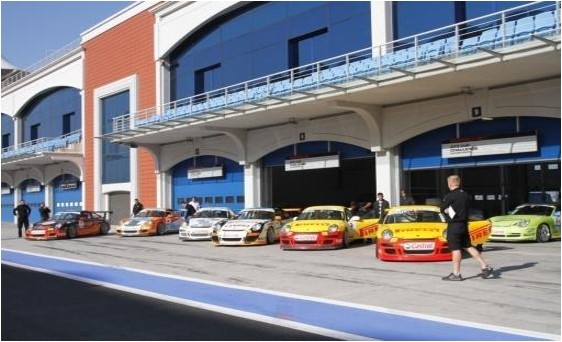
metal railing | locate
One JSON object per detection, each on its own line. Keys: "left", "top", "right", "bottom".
{"left": 1, "top": 130, "right": 82, "bottom": 160}
{"left": 1, "top": 39, "right": 81, "bottom": 90}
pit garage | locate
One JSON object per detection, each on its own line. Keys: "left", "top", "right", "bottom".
{"left": 262, "top": 141, "right": 376, "bottom": 209}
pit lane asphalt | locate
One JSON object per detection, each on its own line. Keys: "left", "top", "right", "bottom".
{"left": 1, "top": 223, "right": 560, "bottom": 339}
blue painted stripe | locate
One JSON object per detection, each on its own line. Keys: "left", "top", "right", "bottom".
{"left": 1, "top": 249, "right": 554, "bottom": 341}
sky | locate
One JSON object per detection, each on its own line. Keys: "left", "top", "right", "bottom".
{"left": 1, "top": 1, "right": 133, "bottom": 69}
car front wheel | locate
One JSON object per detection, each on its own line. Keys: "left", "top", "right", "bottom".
{"left": 67, "top": 226, "right": 77, "bottom": 239}
{"left": 266, "top": 227, "right": 275, "bottom": 244}
{"left": 536, "top": 224, "right": 551, "bottom": 243}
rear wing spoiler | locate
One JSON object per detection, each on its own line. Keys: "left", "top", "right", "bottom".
{"left": 88, "top": 211, "right": 113, "bottom": 220}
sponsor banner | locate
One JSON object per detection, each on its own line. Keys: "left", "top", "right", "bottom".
{"left": 442, "top": 131, "right": 537, "bottom": 158}
{"left": 188, "top": 166, "right": 224, "bottom": 179}
{"left": 285, "top": 154, "right": 340, "bottom": 171}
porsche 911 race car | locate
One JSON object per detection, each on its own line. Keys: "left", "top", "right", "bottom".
{"left": 280, "top": 205, "right": 372, "bottom": 250}
{"left": 179, "top": 207, "right": 236, "bottom": 241}
{"left": 211, "top": 208, "right": 282, "bottom": 246}
{"left": 116, "top": 208, "right": 183, "bottom": 236}
{"left": 25, "top": 211, "right": 111, "bottom": 240}
{"left": 375, "top": 205, "right": 491, "bottom": 261}
{"left": 489, "top": 203, "right": 561, "bottom": 242}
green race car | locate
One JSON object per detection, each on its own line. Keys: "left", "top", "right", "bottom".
{"left": 489, "top": 203, "right": 561, "bottom": 242}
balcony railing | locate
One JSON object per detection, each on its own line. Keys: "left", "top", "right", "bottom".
{"left": 1, "top": 130, "right": 82, "bottom": 160}
{"left": 1, "top": 39, "right": 81, "bottom": 90}
{"left": 108, "top": 1, "right": 560, "bottom": 139}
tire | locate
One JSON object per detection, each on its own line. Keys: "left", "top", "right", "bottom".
{"left": 536, "top": 224, "right": 551, "bottom": 243}
{"left": 266, "top": 227, "right": 275, "bottom": 245}
{"left": 157, "top": 223, "right": 166, "bottom": 236}
{"left": 67, "top": 226, "right": 77, "bottom": 239}
{"left": 342, "top": 230, "right": 350, "bottom": 248}
{"left": 100, "top": 222, "right": 109, "bottom": 235}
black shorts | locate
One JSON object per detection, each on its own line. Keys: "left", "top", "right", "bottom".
{"left": 447, "top": 222, "right": 471, "bottom": 251}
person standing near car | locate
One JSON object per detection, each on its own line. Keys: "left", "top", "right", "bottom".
{"left": 362, "top": 192, "right": 390, "bottom": 218}
{"left": 132, "top": 198, "right": 144, "bottom": 216}
{"left": 13, "top": 200, "right": 31, "bottom": 238}
{"left": 400, "top": 189, "right": 414, "bottom": 205}
{"left": 39, "top": 202, "right": 51, "bottom": 221}
{"left": 440, "top": 175, "right": 493, "bottom": 281}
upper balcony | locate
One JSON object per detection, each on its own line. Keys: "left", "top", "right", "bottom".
{"left": 1, "top": 130, "right": 83, "bottom": 171}
{"left": 94, "top": 2, "right": 559, "bottom": 146}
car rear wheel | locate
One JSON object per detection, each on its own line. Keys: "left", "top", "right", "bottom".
{"left": 536, "top": 224, "right": 551, "bottom": 242}
{"left": 67, "top": 227, "right": 77, "bottom": 239}
{"left": 266, "top": 227, "right": 275, "bottom": 244}
{"left": 157, "top": 223, "right": 165, "bottom": 235}
{"left": 100, "top": 222, "right": 109, "bottom": 235}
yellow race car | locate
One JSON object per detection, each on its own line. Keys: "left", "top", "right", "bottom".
{"left": 376, "top": 205, "right": 491, "bottom": 261}
{"left": 280, "top": 205, "right": 376, "bottom": 250}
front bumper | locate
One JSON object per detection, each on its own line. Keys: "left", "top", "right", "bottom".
{"left": 116, "top": 227, "right": 152, "bottom": 236}
{"left": 280, "top": 232, "right": 344, "bottom": 250}
{"left": 212, "top": 231, "right": 265, "bottom": 245}
{"left": 488, "top": 226, "right": 536, "bottom": 241}
{"left": 179, "top": 227, "right": 213, "bottom": 240}
{"left": 376, "top": 239, "right": 451, "bottom": 261}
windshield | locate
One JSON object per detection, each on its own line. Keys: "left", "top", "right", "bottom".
{"left": 383, "top": 209, "right": 445, "bottom": 224}
{"left": 194, "top": 210, "right": 228, "bottom": 218}
{"left": 237, "top": 210, "right": 274, "bottom": 220}
{"left": 136, "top": 210, "right": 165, "bottom": 218}
{"left": 512, "top": 205, "right": 554, "bottom": 216}
{"left": 52, "top": 212, "right": 78, "bottom": 220}
{"left": 298, "top": 209, "right": 344, "bottom": 221}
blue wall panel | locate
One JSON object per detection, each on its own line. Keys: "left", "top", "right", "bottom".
{"left": 1, "top": 183, "right": 14, "bottom": 222}
{"left": 53, "top": 174, "right": 82, "bottom": 214}
{"left": 20, "top": 179, "right": 44, "bottom": 224}
{"left": 172, "top": 156, "right": 244, "bottom": 212}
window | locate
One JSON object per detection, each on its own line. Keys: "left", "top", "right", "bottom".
{"left": 30, "top": 124, "right": 40, "bottom": 141}
{"left": 288, "top": 28, "right": 329, "bottom": 69}
{"left": 2, "top": 133, "right": 10, "bottom": 149}
{"left": 195, "top": 63, "right": 221, "bottom": 95}
{"left": 62, "top": 112, "right": 74, "bottom": 135}
{"left": 393, "top": 2, "right": 456, "bottom": 40}
{"left": 101, "top": 91, "right": 130, "bottom": 184}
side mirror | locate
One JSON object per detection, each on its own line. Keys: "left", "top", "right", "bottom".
{"left": 350, "top": 216, "right": 361, "bottom": 222}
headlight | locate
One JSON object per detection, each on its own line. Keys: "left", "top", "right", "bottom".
{"left": 212, "top": 222, "right": 223, "bottom": 231}
{"left": 251, "top": 223, "right": 263, "bottom": 231}
{"left": 327, "top": 224, "right": 339, "bottom": 233}
{"left": 281, "top": 225, "right": 291, "bottom": 234}
{"left": 515, "top": 219, "right": 530, "bottom": 227}
{"left": 381, "top": 229, "right": 393, "bottom": 240}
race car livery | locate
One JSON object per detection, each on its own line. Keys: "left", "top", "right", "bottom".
{"left": 25, "top": 211, "right": 111, "bottom": 240}
{"left": 116, "top": 208, "right": 183, "bottom": 236}
{"left": 489, "top": 203, "right": 561, "bottom": 242}
{"left": 179, "top": 207, "right": 236, "bottom": 241}
{"left": 375, "top": 205, "right": 491, "bottom": 261}
{"left": 211, "top": 208, "right": 282, "bottom": 246}
{"left": 280, "top": 205, "right": 367, "bottom": 250}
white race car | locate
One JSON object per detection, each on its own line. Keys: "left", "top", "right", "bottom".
{"left": 211, "top": 208, "right": 282, "bottom": 246}
{"left": 179, "top": 207, "right": 236, "bottom": 241}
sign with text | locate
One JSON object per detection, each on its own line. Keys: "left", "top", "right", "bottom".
{"left": 442, "top": 131, "right": 537, "bottom": 158}
{"left": 285, "top": 154, "right": 340, "bottom": 171}
{"left": 188, "top": 166, "right": 224, "bottom": 179}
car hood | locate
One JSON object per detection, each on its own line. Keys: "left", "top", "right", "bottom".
{"left": 221, "top": 219, "right": 269, "bottom": 231}
{"left": 189, "top": 217, "right": 224, "bottom": 228}
{"left": 123, "top": 217, "right": 151, "bottom": 226}
{"left": 287, "top": 220, "right": 345, "bottom": 233}
{"left": 490, "top": 215, "right": 540, "bottom": 225}
{"left": 33, "top": 220, "right": 64, "bottom": 228}
{"left": 379, "top": 223, "right": 445, "bottom": 239}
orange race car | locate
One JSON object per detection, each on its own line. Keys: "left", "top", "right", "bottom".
{"left": 25, "top": 211, "right": 111, "bottom": 240}
{"left": 116, "top": 208, "right": 183, "bottom": 236}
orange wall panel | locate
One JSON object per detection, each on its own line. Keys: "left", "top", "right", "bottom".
{"left": 83, "top": 10, "right": 157, "bottom": 209}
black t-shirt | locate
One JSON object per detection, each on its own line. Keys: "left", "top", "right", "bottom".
{"left": 441, "top": 188, "right": 470, "bottom": 223}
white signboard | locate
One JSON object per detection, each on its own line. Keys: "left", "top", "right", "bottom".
{"left": 26, "top": 184, "right": 41, "bottom": 193}
{"left": 188, "top": 166, "right": 224, "bottom": 179}
{"left": 285, "top": 154, "right": 340, "bottom": 171}
{"left": 1, "top": 187, "right": 11, "bottom": 195}
{"left": 442, "top": 132, "right": 537, "bottom": 158}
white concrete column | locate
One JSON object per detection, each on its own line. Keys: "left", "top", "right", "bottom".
{"left": 81, "top": 181, "right": 86, "bottom": 210}
{"left": 375, "top": 146, "right": 401, "bottom": 206}
{"left": 130, "top": 148, "right": 138, "bottom": 206}
{"left": 44, "top": 184, "right": 53, "bottom": 209}
{"left": 371, "top": 1, "right": 394, "bottom": 53}
{"left": 13, "top": 117, "right": 22, "bottom": 145}
{"left": 244, "top": 161, "right": 262, "bottom": 208}
{"left": 156, "top": 170, "right": 170, "bottom": 208}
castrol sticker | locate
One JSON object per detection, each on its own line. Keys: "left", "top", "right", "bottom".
{"left": 403, "top": 242, "right": 435, "bottom": 250}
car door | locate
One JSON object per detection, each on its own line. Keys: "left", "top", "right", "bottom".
{"left": 77, "top": 212, "right": 96, "bottom": 236}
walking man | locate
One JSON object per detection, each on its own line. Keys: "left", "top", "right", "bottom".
{"left": 13, "top": 200, "right": 32, "bottom": 238}
{"left": 440, "top": 175, "right": 493, "bottom": 281}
